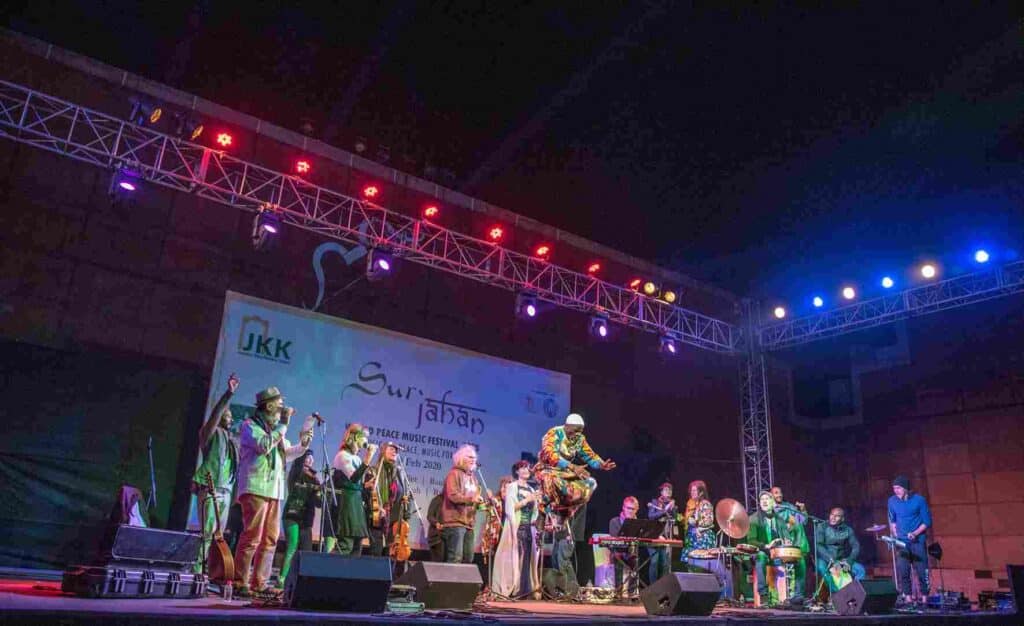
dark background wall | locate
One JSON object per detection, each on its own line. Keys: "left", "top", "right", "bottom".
{"left": 0, "top": 42, "right": 740, "bottom": 569}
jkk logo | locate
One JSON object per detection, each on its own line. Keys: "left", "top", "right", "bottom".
{"left": 237, "top": 315, "right": 292, "bottom": 363}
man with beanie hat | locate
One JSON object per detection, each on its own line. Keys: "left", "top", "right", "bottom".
{"left": 887, "top": 475, "right": 932, "bottom": 603}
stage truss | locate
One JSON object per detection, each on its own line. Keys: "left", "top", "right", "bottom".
{"left": 759, "top": 261, "right": 1024, "bottom": 350}
{"left": 0, "top": 80, "right": 740, "bottom": 354}
{"left": 7, "top": 78, "right": 1024, "bottom": 511}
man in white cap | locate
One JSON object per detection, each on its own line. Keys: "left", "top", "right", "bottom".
{"left": 535, "top": 413, "right": 616, "bottom": 521}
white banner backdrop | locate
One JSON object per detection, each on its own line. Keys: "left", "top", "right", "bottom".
{"left": 198, "top": 291, "right": 571, "bottom": 549}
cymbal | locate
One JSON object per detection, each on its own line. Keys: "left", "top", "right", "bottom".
{"left": 865, "top": 524, "right": 886, "bottom": 533}
{"left": 715, "top": 498, "right": 749, "bottom": 539}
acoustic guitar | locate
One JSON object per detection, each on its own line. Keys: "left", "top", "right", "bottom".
{"left": 203, "top": 471, "right": 235, "bottom": 584}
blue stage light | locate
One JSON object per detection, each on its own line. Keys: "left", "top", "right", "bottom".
{"left": 842, "top": 286, "right": 856, "bottom": 300}
{"left": 881, "top": 276, "right": 894, "bottom": 289}
{"left": 812, "top": 296, "right": 824, "bottom": 308}
{"left": 974, "top": 249, "right": 990, "bottom": 263}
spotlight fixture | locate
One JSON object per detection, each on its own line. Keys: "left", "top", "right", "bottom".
{"left": 487, "top": 226, "right": 504, "bottom": 243}
{"left": 642, "top": 281, "right": 658, "bottom": 296}
{"left": 354, "top": 137, "right": 368, "bottom": 154}
{"left": 172, "top": 113, "right": 204, "bottom": 140}
{"left": 974, "top": 249, "right": 990, "bottom": 264}
{"left": 515, "top": 293, "right": 538, "bottom": 319}
{"left": 109, "top": 168, "right": 140, "bottom": 196}
{"left": 659, "top": 336, "right": 677, "bottom": 355}
{"left": 812, "top": 296, "right": 824, "bottom": 308}
{"left": 534, "top": 244, "right": 552, "bottom": 259}
{"left": 662, "top": 290, "right": 677, "bottom": 304}
{"left": 215, "top": 132, "right": 233, "bottom": 148}
{"left": 129, "top": 99, "right": 163, "bottom": 126}
{"left": 881, "top": 276, "right": 894, "bottom": 289}
{"left": 589, "top": 314, "right": 609, "bottom": 339}
{"left": 423, "top": 205, "right": 440, "bottom": 220}
{"left": 586, "top": 262, "right": 601, "bottom": 275}
{"left": 295, "top": 160, "right": 311, "bottom": 175}
{"left": 251, "top": 206, "right": 281, "bottom": 251}
{"left": 842, "top": 286, "right": 856, "bottom": 300}
{"left": 366, "top": 249, "right": 394, "bottom": 282}
{"left": 628, "top": 278, "right": 643, "bottom": 291}
{"left": 362, "top": 184, "right": 380, "bottom": 199}
{"left": 920, "top": 264, "right": 937, "bottom": 279}
{"left": 773, "top": 306, "right": 786, "bottom": 319}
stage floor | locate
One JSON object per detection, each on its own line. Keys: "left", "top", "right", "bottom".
{"left": 0, "top": 578, "right": 1017, "bottom": 625}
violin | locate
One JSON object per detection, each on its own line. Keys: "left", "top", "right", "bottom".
{"left": 389, "top": 495, "right": 412, "bottom": 562}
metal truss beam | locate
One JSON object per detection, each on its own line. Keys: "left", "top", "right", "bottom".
{"left": 0, "top": 80, "right": 741, "bottom": 353}
{"left": 760, "top": 261, "right": 1024, "bottom": 351}
{"left": 739, "top": 301, "right": 773, "bottom": 511}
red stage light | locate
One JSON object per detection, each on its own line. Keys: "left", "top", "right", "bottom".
{"left": 215, "top": 132, "right": 233, "bottom": 148}
{"left": 487, "top": 226, "right": 504, "bottom": 242}
{"left": 629, "top": 278, "right": 642, "bottom": 290}
{"left": 587, "top": 262, "right": 601, "bottom": 274}
{"left": 296, "top": 160, "right": 311, "bottom": 175}
{"left": 423, "top": 205, "right": 439, "bottom": 219}
{"left": 363, "top": 184, "right": 379, "bottom": 199}
{"left": 535, "top": 244, "right": 551, "bottom": 258}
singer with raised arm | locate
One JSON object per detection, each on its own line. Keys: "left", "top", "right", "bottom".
{"left": 888, "top": 475, "right": 931, "bottom": 604}
{"left": 332, "top": 423, "right": 377, "bottom": 556}
{"left": 646, "top": 482, "right": 678, "bottom": 582}
{"left": 535, "top": 413, "right": 616, "bottom": 527}
{"left": 191, "top": 373, "right": 239, "bottom": 575}
{"left": 232, "top": 387, "right": 312, "bottom": 597}
{"left": 440, "top": 444, "right": 484, "bottom": 564}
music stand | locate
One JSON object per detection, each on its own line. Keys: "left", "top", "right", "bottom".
{"left": 619, "top": 519, "right": 664, "bottom": 539}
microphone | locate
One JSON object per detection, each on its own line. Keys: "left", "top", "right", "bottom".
{"left": 312, "top": 412, "right": 325, "bottom": 424}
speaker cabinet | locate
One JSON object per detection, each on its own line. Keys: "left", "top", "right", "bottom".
{"left": 395, "top": 561, "right": 482, "bottom": 609}
{"left": 1007, "top": 564, "right": 1024, "bottom": 613}
{"left": 641, "top": 572, "right": 720, "bottom": 616}
{"left": 831, "top": 578, "right": 898, "bottom": 616}
{"left": 284, "top": 552, "right": 391, "bottom": 612}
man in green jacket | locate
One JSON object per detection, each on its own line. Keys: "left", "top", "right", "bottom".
{"left": 745, "top": 490, "right": 808, "bottom": 605}
{"left": 192, "top": 373, "right": 239, "bottom": 575}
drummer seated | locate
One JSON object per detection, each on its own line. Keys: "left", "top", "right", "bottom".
{"left": 814, "top": 507, "right": 865, "bottom": 592}
{"left": 746, "top": 491, "right": 808, "bottom": 604}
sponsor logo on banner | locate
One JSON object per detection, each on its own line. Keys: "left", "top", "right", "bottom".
{"left": 237, "top": 315, "right": 293, "bottom": 364}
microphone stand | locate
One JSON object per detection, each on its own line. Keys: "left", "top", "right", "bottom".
{"left": 317, "top": 419, "right": 338, "bottom": 553}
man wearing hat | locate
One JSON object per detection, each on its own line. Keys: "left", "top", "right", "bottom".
{"left": 233, "top": 386, "right": 313, "bottom": 596}
{"left": 746, "top": 489, "right": 808, "bottom": 606}
{"left": 536, "top": 413, "right": 616, "bottom": 520}
{"left": 888, "top": 475, "right": 932, "bottom": 603}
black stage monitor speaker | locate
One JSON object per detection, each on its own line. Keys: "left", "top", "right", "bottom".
{"left": 641, "top": 572, "right": 720, "bottom": 616}
{"left": 395, "top": 561, "right": 482, "bottom": 610}
{"left": 831, "top": 578, "right": 898, "bottom": 616}
{"left": 284, "top": 551, "right": 391, "bottom": 612}
{"left": 1008, "top": 564, "right": 1024, "bottom": 613}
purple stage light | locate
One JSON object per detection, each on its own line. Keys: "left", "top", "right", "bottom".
{"left": 525, "top": 303, "right": 537, "bottom": 317}
{"left": 377, "top": 258, "right": 391, "bottom": 272}
{"left": 118, "top": 181, "right": 136, "bottom": 191}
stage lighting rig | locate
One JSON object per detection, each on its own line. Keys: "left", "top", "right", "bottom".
{"left": 515, "top": 293, "right": 538, "bottom": 319}
{"left": 128, "top": 99, "right": 162, "bottom": 126}
{"left": 366, "top": 249, "right": 394, "bottom": 282}
{"left": 108, "top": 167, "right": 140, "bottom": 195}
{"left": 589, "top": 314, "right": 609, "bottom": 339}
{"left": 173, "top": 113, "right": 204, "bottom": 140}
{"left": 251, "top": 204, "right": 281, "bottom": 251}
{"left": 659, "top": 335, "right": 677, "bottom": 355}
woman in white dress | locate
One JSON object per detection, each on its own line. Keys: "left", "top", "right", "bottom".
{"left": 492, "top": 460, "right": 542, "bottom": 599}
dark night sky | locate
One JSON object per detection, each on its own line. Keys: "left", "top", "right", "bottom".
{"left": 5, "top": 1, "right": 1024, "bottom": 308}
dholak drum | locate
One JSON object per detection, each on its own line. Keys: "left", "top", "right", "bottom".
{"left": 769, "top": 546, "right": 803, "bottom": 563}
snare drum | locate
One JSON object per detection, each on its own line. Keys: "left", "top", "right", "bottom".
{"left": 769, "top": 546, "right": 803, "bottom": 563}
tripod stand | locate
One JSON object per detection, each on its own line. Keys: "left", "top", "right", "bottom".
{"left": 315, "top": 418, "right": 338, "bottom": 553}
